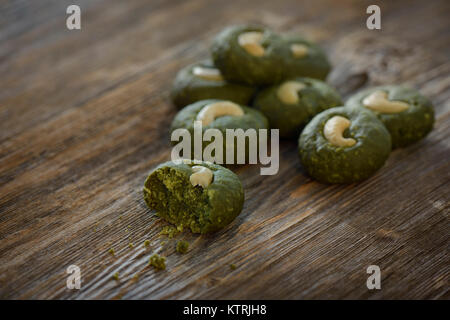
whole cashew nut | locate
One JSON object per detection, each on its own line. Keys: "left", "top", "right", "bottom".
{"left": 196, "top": 101, "right": 244, "bottom": 126}
{"left": 362, "top": 91, "right": 409, "bottom": 113}
{"left": 323, "top": 116, "right": 356, "bottom": 147}
{"left": 290, "top": 44, "right": 309, "bottom": 58}
{"left": 190, "top": 166, "right": 213, "bottom": 188}
{"left": 192, "top": 66, "right": 224, "bottom": 81}
{"left": 238, "top": 32, "right": 265, "bottom": 57}
{"left": 276, "top": 81, "right": 306, "bottom": 104}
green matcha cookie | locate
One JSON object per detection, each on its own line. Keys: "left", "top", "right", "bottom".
{"left": 170, "top": 60, "right": 255, "bottom": 109}
{"left": 298, "top": 106, "right": 391, "bottom": 184}
{"left": 170, "top": 99, "right": 269, "bottom": 162}
{"left": 252, "top": 77, "right": 342, "bottom": 138}
{"left": 211, "top": 25, "right": 331, "bottom": 85}
{"left": 346, "top": 85, "right": 434, "bottom": 148}
{"left": 211, "top": 25, "right": 286, "bottom": 85}
{"left": 143, "top": 160, "right": 244, "bottom": 233}
{"left": 279, "top": 34, "right": 330, "bottom": 81}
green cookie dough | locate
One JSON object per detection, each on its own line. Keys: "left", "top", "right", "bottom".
{"left": 298, "top": 106, "right": 391, "bottom": 184}
{"left": 346, "top": 85, "right": 434, "bottom": 148}
{"left": 170, "top": 99, "right": 269, "bottom": 162}
{"left": 279, "top": 35, "right": 331, "bottom": 81}
{"left": 143, "top": 160, "right": 244, "bottom": 234}
{"left": 211, "top": 25, "right": 286, "bottom": 85}
{"left": 252, "top": 77, "right": 342, "bottom": 138}
{"left": 170, "top": 60, "right": 256, "bottom": 109}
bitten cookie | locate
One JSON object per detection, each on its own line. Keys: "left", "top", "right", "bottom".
{"left": 143, "top": 160, "right": 244, "bottom": 234}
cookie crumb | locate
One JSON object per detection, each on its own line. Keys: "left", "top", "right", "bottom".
{"left": 176, "top": 240, "right": 189, "bottom": 254}
{"left": 160, "top": 225, "right": 180, "bottom": 239}
{"left": 149, "top": 254, "right": 166, "bottom": 270}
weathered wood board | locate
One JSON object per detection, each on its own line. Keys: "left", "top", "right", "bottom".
{"left": 0, "top": 0, "right": 449, "bottom": 299}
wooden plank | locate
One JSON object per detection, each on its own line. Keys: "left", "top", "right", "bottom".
{"left": 0, "top": 0, "right": 448, "bottom": 299}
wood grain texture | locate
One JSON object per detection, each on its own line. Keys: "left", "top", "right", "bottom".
{"left": 0, "top": 0, "right": 449, "bottom": 299}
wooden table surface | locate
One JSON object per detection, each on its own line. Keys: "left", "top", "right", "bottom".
{"left": 0, "top": 0, "right": 449, "bottom": 299}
